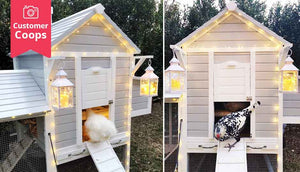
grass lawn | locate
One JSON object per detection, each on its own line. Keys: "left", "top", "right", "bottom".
{"left": 130, "top": 101, "right": 163, "bottom": 172}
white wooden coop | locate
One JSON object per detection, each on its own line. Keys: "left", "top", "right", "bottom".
{"left": 0, "top": 4, "right": 153, "bottom": 172}
{"left": 166, "top": 2, "right": 300, "bottom": 172}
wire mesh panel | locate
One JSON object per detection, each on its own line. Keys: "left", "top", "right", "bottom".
{"left": 0, "top": 120, "right": 46, "bottom": 172}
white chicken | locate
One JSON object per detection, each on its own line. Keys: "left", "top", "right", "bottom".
{"left": 85, "top": 109, "right": 117, "bottom": 142}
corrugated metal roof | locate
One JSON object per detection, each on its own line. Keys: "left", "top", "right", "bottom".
{"left": 0, "top": 70, "right": 50, "bottom": 122}
{"left": 51, "top": 3, "right": 141, "bottom": 53}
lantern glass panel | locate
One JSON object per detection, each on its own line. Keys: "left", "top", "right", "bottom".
{"left": 282, "top": 71, "right": 298, "bottom": 91}
{"left": 150, "top": 78, "right": 158, "bottom": 96}
{"left": 59, "top": 86, "right": 73, "bottom": 108}
{"left": 165, "top": 72, "right": 171, "bottom": 93}
{"left": 171, "top": 71, "right": 184, "bottom": 91}
{"left": 52, "top": 87, "right": 59, "bottom": 108}
{"left": 140, "top": 79, "right": 150, "bottom": 96}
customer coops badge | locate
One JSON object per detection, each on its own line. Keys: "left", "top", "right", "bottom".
{"left": 10, "top": 0, "right": 51, "bottom": 58}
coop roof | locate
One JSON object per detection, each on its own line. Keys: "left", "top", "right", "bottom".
{"left": 175, "top": 4, "right": 292, "bottom": 48}
{"left": 0, "top": 70, "right": 50, "bottom": 122}
{"left": 51, "top": 3, "right": 141, "bottom": 54}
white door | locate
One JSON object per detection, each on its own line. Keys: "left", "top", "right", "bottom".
{"left": 82, "top": 67, "right": 112, "bottom": 109}
{"left": 214, "top": 61, "right": 250, "bottom": 102}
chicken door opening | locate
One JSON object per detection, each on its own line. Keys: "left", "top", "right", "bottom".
{"left": 214, "top": 102, "right": 251, "bottom": 137}
{"left": 82, "top": 106, "right": 116, "bottom": 142}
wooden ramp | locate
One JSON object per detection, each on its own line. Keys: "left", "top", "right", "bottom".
{"left": 0, "top": 135, "right": 34, "bottom": 172}
{"left": 86, "top": 141, "right": 125, "bottom": 172}
{"left": 215, "top": 139, "right": 247, "bottom": 172}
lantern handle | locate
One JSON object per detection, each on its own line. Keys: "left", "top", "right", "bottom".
{"left": 148, "top": 59, "right": 152, "bottom": 66}
{"left": 173, "top": 50, "right": 178, "bottom": 59}
{"left": 288, "top": 49, "right": 293, "bottom": 56}
{"left": 58, "top": 60, "right": 65, "bottom": 70}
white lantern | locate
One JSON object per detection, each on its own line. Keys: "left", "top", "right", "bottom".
{"left": 51, "top": 70, "right": 74, "bottom": 108}
{"left": 165, "top": 56, "right": 185, "bottom": 94}
{"left": 281, "top": 55, "right": 299, "bottom": 92}
{"left": 140, "top": 64, "right": 159, "bottom": 96}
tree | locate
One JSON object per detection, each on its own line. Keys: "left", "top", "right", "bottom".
{"left": 165, "top": 2, "right": 184, "bottom": 68}
{"left": 0, "top": 0, "right": 12, "bottom": 70}
{"left": 218, "top": 0, "right": 267, "bottom": 23}
{"left": 266, "top": 3, "right": 300, "bottom": 68}
{"left": 184, "top": 0, "right": 218, "bottom": 35}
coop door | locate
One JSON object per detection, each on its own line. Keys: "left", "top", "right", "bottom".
{"left": 82, "top": 67, "right": 112, "bottom": 109}
{"left": 214, "top": 61, "right": 250, "bottom": 102}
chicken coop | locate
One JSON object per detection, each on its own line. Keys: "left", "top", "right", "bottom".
{"left": 1, "top": 3, "right": 153, "bottom": 172}
{"left": 165, "top": 2, "right": 300, "bottom": 171}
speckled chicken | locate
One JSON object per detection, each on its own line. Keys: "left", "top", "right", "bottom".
{"left": 214, "top": 101, "right": 261, "bottom": 151}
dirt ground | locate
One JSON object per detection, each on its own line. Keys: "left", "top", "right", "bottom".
{"left": 283, "top": 124, "right": 300, "bottom": 171}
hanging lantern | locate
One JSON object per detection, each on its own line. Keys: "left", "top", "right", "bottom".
{"left": 281, "top": 52, "right": 299, "bottom": 92}
{"left": 165, "top": 56, "right": 185, "bottom": 94}
{"left": 51, "top": 69, "right": 74, "bottom": 108}
{"left": 140, "top": 61, "right": 159, "bottom": 96}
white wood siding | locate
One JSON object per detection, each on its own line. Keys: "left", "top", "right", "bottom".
{"left": 283, "top": 91, "right": 300, "bottom": 117}
{"left": 53, "top": 19, "right": 127, "bottom": 53}
{"left": 255, "top": 52, "right": 279, "bottom": 137}
{"left": 51, "top": 58, "right": 77, "bottom": 149}
{"left": 132, "top": 80, "right": 148, "bottom": 110}
{"left": 115, "top": 57, "right": 130, "bottom": 132}
{"left": 189, "top": 15, "right": 277, "bottom": 49}
{"left": 187, "top": 52, "right": 209, "bottom": 137}
{"left": 52, "top": 57, "right": 118, "bottom": 149}
{"left": 15, "top": 54, "right": 45, "bottom": 93}
{"left": 131, "top": 79, "right": 151, "bottom": 117}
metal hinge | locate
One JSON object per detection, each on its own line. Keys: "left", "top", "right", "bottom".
{"left": 109, "top": 100, "right": 113, "bottom": 104}
{"left": 246, "top": 96, "right": 252, "bottom": 101}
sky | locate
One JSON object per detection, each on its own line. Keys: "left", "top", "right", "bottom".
{"left": 175, "top": 0, "right": 299, "bottom": 10}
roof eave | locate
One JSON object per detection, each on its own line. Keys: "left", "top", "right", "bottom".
{"left": 176, "top": 7, "right": 292, "bottom": 48}
{"left": 51, "top": 4, "right": 141, "bottom": 54}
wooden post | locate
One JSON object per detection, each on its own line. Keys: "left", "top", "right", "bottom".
{"left": 169, "top": 103, "right": 172, "bottom": 144}
{"left": 43, "top": 56, "right": 57, "bottom": 172}
{"left": 178, "top": 50, "right": 188, "bottom": 172}
{"left": 125, "top": 55, "right": 134, "bottom": 172}
{"left": 250, "top": 50, "right": 256, "bottom": 138}
{"left": 278, "top": 92, "right": 283, "bottom": 172}
{"left": 110, "top": 55, "right": 116, "bottom": 123}
{"left": 208, "top": 51, "right": 214, "bottom": 139}
{"left": 75, "top": 56, "right": 82, "bottom": 145}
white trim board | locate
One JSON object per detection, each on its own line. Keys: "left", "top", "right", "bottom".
{"left": 185, "top": 47, "right": 279, "bottom": 53}
{"left": 56, "top": 132, "right": 129, "bottom": 165}
{"left": 52, "top": 51, "right": 133, "bottom": 58}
